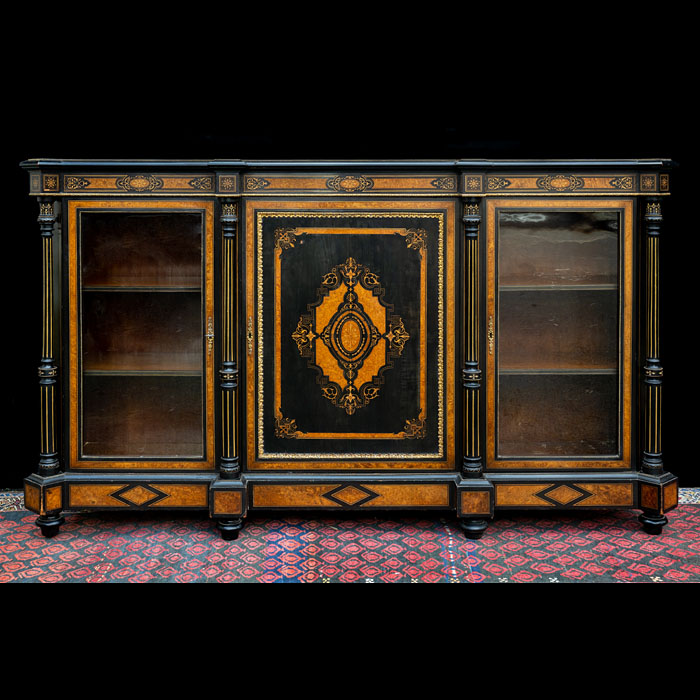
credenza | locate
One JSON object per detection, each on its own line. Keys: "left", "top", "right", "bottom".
{"left": 20, "top": 158, "right": 678, "bottom": 539}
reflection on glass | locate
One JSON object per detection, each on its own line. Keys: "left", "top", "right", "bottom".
{"left": 496, "top": 210, "right": 620, "bottom": 458}
{"left": 80, "top": 212, "right": 204, "bottom": 459}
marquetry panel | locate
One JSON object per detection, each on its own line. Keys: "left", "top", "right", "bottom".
{"left": 212, "top": 491, "right": 244, "bottom": 516}
{"left": 34, "top": 173, "right": 221, "bottom": 195}
{"left": 663, "top": 481, "right": 678, "bottom": 512}
{"left": 246, "top": 199, "right": 456, "bottom": 471}
{"left": 24, "top": 483, "right": 41, "bottom": 514}
{"left": 251, "top": 483, "right": 451, "bottom": 508}
{"left": 243, "top": 173, "right": 458, "bottom": 194}
{"left": 459, "top": 491, "right": 491, "bottom": 516}
{"left": 639, "top": 481, "right": 678, "bottom": 514}
{"left": 45, "top": 485, "right": 62, "bottom": 512}
{"left": 639, "top": 483, "right": 659, "bottom": 510}
{"left": 495, "top": 482, "right": 634, "bottom": 508}
{"left": 462, "top": 173, "right": 671, "bottom": 195}
{"left": 68, "top": 483, "right": 209, "bottom": 508}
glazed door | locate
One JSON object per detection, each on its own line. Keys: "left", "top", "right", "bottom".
{"left": 68, "top": 200, "right": 215, "bottom": 469}
{"left": 485, "top": 199, "right": 634, "bottom": 470}
{"left": 244, "top": 200, "right": 456, "bottom": 471}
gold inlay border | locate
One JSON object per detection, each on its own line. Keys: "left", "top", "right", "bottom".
{"left": 246, "top": 200, "right": 455, "bottom": 470}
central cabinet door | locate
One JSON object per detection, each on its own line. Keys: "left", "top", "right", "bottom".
{"left": 245, "top": 200, "right": 456, "bottom": 470}
{"left": 68, "top": 200, "right": 216, "bottom": 470}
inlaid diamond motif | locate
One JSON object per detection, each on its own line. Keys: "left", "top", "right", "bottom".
{"left": 323, "top": 484, "right": 380, "bottom": 507}
{"left": 536, "top": 484, "right": 592, "bottom": 507}
{"left": 112, "top": 484, "right": 168, "bottom": 507}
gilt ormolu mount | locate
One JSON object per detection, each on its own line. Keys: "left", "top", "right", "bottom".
{"left": 20, "top": 158, "right": 678, "bottom": 539}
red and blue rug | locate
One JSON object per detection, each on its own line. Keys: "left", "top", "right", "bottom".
{"left": 1, "top": 490, "right": 699, "bottom": 583}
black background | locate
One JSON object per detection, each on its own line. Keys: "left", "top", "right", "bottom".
{"left": 6, "top": 63, "right": 695, "bottom": 489}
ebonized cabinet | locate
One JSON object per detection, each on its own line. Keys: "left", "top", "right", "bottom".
{"left": 20, "top": 158, "right": 678, "bottom": 539}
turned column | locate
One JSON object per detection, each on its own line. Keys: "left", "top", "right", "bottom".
{"left": 219, "top": 199, "right": 240, "bottom": 479}
{"left": 214, "top": 199, "right": 245, "bottom": 540}
{"left": 462, "top": 198, "right": 483, "bottom": 478}
{"left": 34, "top": 197, "right": 64, "bottom": 536}
{"left": 642, "top": 197, "right": 664, "bottom": 476}
{"left": 639, "top": 196, "right": 667, "bottom": 533}
{"left": 38, "top": 198, "right": 60, "bottom": 478}
{"left": 457, "top": 197, "right": 491, "bottom": 540}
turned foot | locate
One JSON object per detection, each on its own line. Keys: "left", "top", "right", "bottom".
{"left": 217, "top": 517, "right": 244, "bottom": 540}
{"left": 638, "top": 512, "right": 668, "bottom": 535}
{"left": 36, "top": 513, "right": 65, "bottom": 538}
{"left": 459, "top": 517, "right": 488, "bottom": 540}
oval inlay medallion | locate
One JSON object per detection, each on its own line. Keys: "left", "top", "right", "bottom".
{"left": 338, "top": 315, "right": 363, "bottom": 355}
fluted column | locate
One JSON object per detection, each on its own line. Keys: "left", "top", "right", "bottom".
{"left": 462, "top": 198, "right": 482, "bottom": 478}
{"left": 219, "top": 199, "right": 240, "bottom": 479}
{"left": 642, "top": 197, "right": 664, "bottom": 476}
{"left": 38, "top": 198, "right": 60, "bottom": 477}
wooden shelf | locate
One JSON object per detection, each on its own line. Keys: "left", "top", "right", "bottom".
{"left": 498, "top": 367, "right": 618, "bottom": 375}
{"left": 82, "top": 285, "right": 201, "bottom": 292}
{"left": 81, "top": 374, "right": 204, "bottom": 459}
{"left": 499, "top": 284, "right": 618, "bottom": 292}
{"left": 83, "top": 369, "right": 203, "bottom": 377}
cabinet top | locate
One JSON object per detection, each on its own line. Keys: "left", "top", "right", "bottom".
{"left": 21, "top": 158, "right": 674, "bottom": 169}
{"left": 21, "top": 158, "right": 675, "bottom": 197}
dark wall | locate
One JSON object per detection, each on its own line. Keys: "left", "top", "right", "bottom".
{"left": 6, "top": 101, "right": 694, "bottom": 487}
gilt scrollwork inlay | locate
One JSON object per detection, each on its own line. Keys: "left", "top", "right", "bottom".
{"left": 610, "top": 176, "right": 634, "bottom": 190}
{"left": 487, "top": 177, "right": 512, "bottom": 190}
{"left": 430, "top": 177, "right": 456, "bottom": 190}
{"left": 65, "top": 176, "right": 91, "bottom": 190}
{"left": 275, "top": 227, "right": 302, "bottom": 251}
{"left": 188, "top": 176, "right": 213, "bottom": 190}
{"left": 402, "top": 417, "right": 426, "bottom": 439}
{"left": 326, "top": 175, "right": 374, "bottom": 192}
{"left": 398, "top": 228, "right": 427, "bottom": 254}
{"left": 536, "top": 174, "right": 585, "bottom": 191}
{"left": 246, "top": 177, "right": 270, "bottom": 191}
{"left": 116, "top": 174, "right": 164, "bottom": 192}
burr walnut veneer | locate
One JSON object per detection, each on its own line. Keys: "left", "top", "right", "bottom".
{"left": 20, "top": 159, "right": 678, "bottom": 539}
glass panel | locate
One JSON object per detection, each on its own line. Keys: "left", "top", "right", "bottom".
{"left": 81, "top": 212, "right": 203, "bottom": 287}
{"left": 497, "top": 374, "right": 619, "bottom": 457}
{"left": 82, "top": 376, "right": 203, "bottom": 458}
{"left": 82, "top": 291, "right": 202, "bottom": 372}
{"left": 498, "top": 289, "right": 618, "bottom": 371}
{"left": 79, "top": 211, "right": 204, "bottom": 459}
{"left": 498, "top": 211, "right": 619, "bottom": 286}
{"left": 496, "top": 210, "right": 620, "bottom": 459}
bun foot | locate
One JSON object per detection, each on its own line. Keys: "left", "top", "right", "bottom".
{"left": 459, "top": 517, "right": 488, "bottom": 540}
{"left": 638, "top": 512, "right": 668, "bottom": 535}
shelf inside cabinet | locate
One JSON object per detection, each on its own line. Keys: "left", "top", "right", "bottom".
{"left": 80, "top": 211, "right": 203, "bottom": 288}
{"left": 497, "top": 210, "right": 620, "bottom": 288}
{"left": 81, "top": 374, "right": 204, "bottom": 459}
{"left": 81, "top": 290, "right": 203, "bottom": 374}
{"left": 499, "top": 284, "right": 618, "bottom": 292}
{"left": 497, "top": 372, "right": 620, "bottom": 458}
{"left": 496, "top": 287, "right": 619, "bottom": 371}
{"left": 83, "top": 369, "right": 203, "bottom": 377}
{"left": 498, "top": 367, "right": 618, "bottom": 375}
{"left": 82, "top": 285, "right": 202, "bottom": 293}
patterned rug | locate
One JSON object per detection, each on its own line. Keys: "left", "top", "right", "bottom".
{"left": 1, "top": 489, "right": 699, "bottom": 583}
